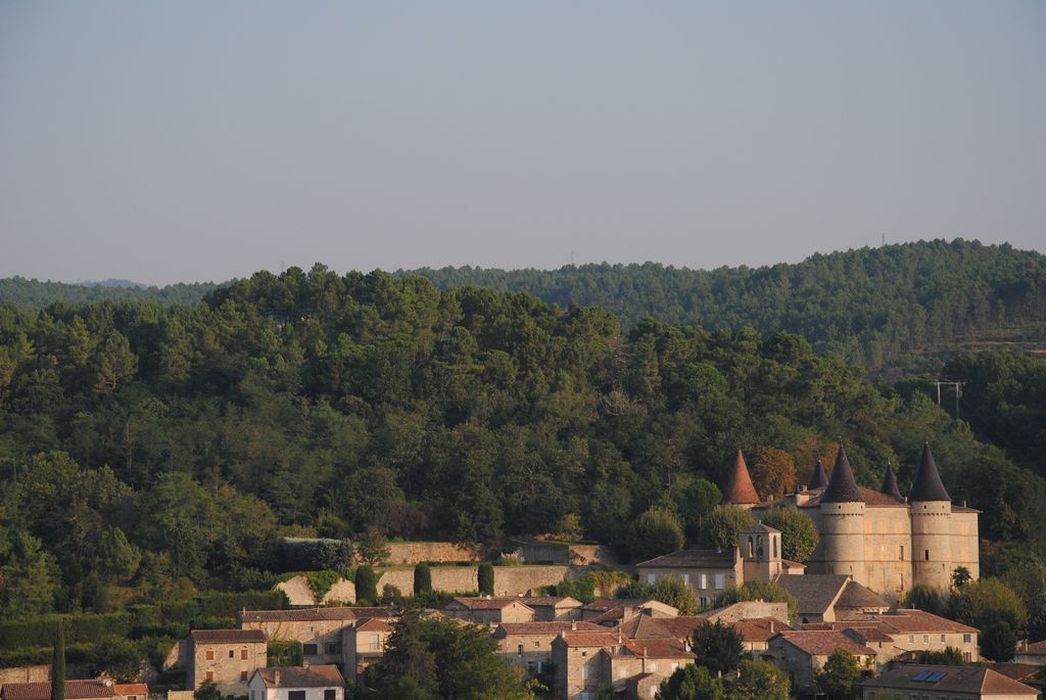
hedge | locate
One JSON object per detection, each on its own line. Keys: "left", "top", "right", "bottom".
{"left": 0, "top": 590, "right": 287, "bottom": 651}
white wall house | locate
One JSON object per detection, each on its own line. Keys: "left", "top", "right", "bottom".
{"left": 247, "top": 666, "right": 344, "bottom": 700}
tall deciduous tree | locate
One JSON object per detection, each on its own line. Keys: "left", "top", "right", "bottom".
{"left": 691, "top": 620, "right": 743, "bottom": 677}
{"left": 760, "top": 507, "right": 819, "bottom": 563}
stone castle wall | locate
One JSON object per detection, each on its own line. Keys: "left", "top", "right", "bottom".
{"left": 0, "top": 665, "right": 50, "bottom": 685}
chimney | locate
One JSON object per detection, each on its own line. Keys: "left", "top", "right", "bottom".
{"left": 274, "top": 671, "right": 280, "bottom": 686}
{"left": 571, "top": 620, "right": 577, "bottom": 631}
{"left": 769, "top": 621, "right": 774, "bottom": 634}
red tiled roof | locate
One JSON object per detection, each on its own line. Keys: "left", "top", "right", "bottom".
{"left": 1, "top": 681, "right": 115, "bottom": 700}
{"left": 864, "top": 609, "right": 978, "bottom": 634}
{"left": 774, "top": 630, "right": 875, "bottom": 657}
{"left": 723, "top": 450, "right": 760, "bottom": 505}
{"left": 241, "top": 607, "right": 359, "bottom": 623}
{"left": 733, "top": 618, "right": 789, "bottom": 643}
{"left": 253, "top": 666, "right": 344, "bottom": 688}
{"left": 558, "top": 632, "right": 623, "bottom": 648}
{"left": 496, "top": 621, "right": 604, "bottom": 636}
{"left": 446, "top": 597, "right": 533, "bottom": 611}
{"left": 520, "top": 597, "right": 582, "bottom": 608}
{"left": 863, "top": 664, "right": 1036, "bottom": 696}
{"left": 112, "top": 686, "right": 148, "bottom": 697}
{"left": 355, "top": 618, "right": 392, "bottom": 632}
{"left": 190, "top": 629, "right": 266, "bottom": 644}
{"left": 618, "top": 639, "right": 694, "bottom": 660}
{"left": 991, "top": 663, "right": 1042, "bottom": 684}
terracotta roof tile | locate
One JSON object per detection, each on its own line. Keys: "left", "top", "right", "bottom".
{"left": 254, "top": 665, "right": 344, "bottom": 688}
{"left": 112, "top": 686, "right": 148, "bottom": 697}
{"left": 558, "top": 632, "right": 623, "bottom": 648}
{"left": 446, "top": 597, "right": 533, "bottom": 611}
{"left": 863, "top": 664, "right": 1035, "bottom": 695}
{"left": 355, "top": 618, "right": 392, "bottom": 632}
{"left": 635, "top": 547, "right": 737, "bottom": 569}
{"left": 495, "top": 621, "right": 603, "bottom": 636}
{"left": 723, "top": 450, "right": 760, "bottom": 505}
{"left": 774, "top": 630, "right": 875, "bottom": 657}
{"left": 241, "top": 607, "right": 360, "bottom": 623}
{"left": 835, "top": 580, "right": 890, "bottom": 611}
{"left": 1, "top": 681, "right": 115, "bottom": 700}
{"left": 618, "top": 640, "right": 694, "bottom": 659}
{"left": 190, "top": 629, "right": 266, "bottom": 644}
{"left": 520, "top": 597, "right": 582, "bottom": 608}
{"left": 775, "top": 574, "right": 850, "bottom": 616}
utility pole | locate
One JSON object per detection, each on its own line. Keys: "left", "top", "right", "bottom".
{"left": 933, "top": 380, "right": 965, "bottom": 419}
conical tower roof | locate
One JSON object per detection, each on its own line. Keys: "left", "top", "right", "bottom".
{"left": 723, "top": 450, "right": 760, "bottom": 505}
{"left": 822, "top": 445, "right": 862, "bottom": 503}
{"left": 908, "top": 443, "right": 951, "bottom": 502}
{"left": 880, "top": 464, "right": 902, "bottom": 500}
{"left": 809, "top": 459, "right": 829, "bottom": 490}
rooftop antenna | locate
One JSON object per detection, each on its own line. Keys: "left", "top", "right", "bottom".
{"left": 569, "top": 249, "right": 576, "bottom": 266}
{"left": 881, "top": 232, "right": 886, "bottom": 247}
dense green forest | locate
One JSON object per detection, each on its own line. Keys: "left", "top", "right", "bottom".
{"left": 5, "top": 240, "right": 1044, "bottom": 373}
{"left": 1, "top": 263, "right": 1045, "bottom": 620}
{"left": 408, "top": 239, "right": 1046, "bottom": 371}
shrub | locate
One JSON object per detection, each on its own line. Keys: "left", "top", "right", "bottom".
{"left": 355, "top": 566, "right": 379, "bottom": 603}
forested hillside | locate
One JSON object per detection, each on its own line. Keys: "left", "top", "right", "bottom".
{"left": 0, "top": 277, "right": 220, "bottom": 309}
{"left": 409, "top": 239, "right": 1046, "bottom": 371}
{"left": 1, "top": 265, "right": 1044, "bottom": 618}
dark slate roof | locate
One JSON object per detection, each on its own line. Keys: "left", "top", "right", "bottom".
{"left": 635, "top": 547, "right": 738, "bottom": 569}
{"left": 821, "top": 446, "right": 862, "bottom": 503}
{"left": 880, "top": 464, "right": 902, "bottom": 499}
{"left": 776, "top": 574, "right": 850, "bottom": 616}
{"left": 835, "top": 580, "right": 890, "bottom": 611}
{"left": 809, "top": 459, "right": 829, "bottom": 489}
{"left": 723, "top": 450, "right": 760, "bottom": 505}
{"left": 909, "top": 443, "right": 951, "bottom": 502}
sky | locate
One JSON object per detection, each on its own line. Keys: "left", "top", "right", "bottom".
{"left": 1, "top": 1, "right": 1044, "bottom": 285}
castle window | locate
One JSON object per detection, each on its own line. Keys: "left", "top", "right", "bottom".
{"left": 899, "top": 546, "right": 904, "bottom": 560}
{"left": 773, "top": 537, "right": 778, "bottom": 559}
{"left": 924, "top": 550, "right": 930, "bottom": 561}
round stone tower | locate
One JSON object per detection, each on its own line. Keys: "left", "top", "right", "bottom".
{"left": 909, "top": 443, "right": 953, "bottom": 589}
{"left": 818, "top": 446, "right": 867, "bottom": 585}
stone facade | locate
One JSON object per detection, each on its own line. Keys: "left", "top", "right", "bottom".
{"left": 187, "top": 629, "right": 267, "bottom": 696}
{"left": 240, "top": 609, "right": 357, "bottom": 668}
{"left": 747, "top": 444, "right": 979, "bottom": 597}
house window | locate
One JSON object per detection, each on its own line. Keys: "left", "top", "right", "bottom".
{"left": 714, "top": 574, "right": 725, "bottom": 589}
{"left": 923, "top": 635, "right": 929, "bottom": 644}
{"left": 326, "top": 643, "right": 339, "bottom": 654}
{"left": 240, "top": 671, "right": 248, "bottom": 681}
{"left": 289, "top": 692, "right": 306, "bottom": 700}
{"left": 647, "top": 574, "right": 655, "bottom": 584}
{"left": 229, "top": 650, "right": 234, "bottom": 658}
{"left": 963, "top": 634, "right": 972, "bottom": 643}
{"left": 206, "top": 672, "right": 214, "bottom": 682}
{"left": 747, "top": 537, "right": 754, "bottom": 557}
{"left": 303, "top": 644, "right": 318, "bottom": 655}
{"left": 370, "top": 634, "right": 381, "bottom": 652}
{"left": 940, "top": 634, "right": 945, "bottom": 642}
{"left": 206, "top": 650, "right": 214, "bottom": 660}
{"left": 518, "top": 644, "right": 524, "bottom": 656}
{"left": 699, "top": 574, "right": 709, "bottom": 589}
{"left": 963, "top": 652, "right": 972, "bottom": 662}
{"left": 241, "top": 649, "right": 248, "bottom": 660}
{"left": 682, "top": 574, "right": 689, "bottom": 585}
{"left": 526, "top": 661, "right": 538, "bottom": 676}
{"left": 773, "top": 537, "right": 778, "bottom": 559}
{"left": 324, "top": 690, "right": 336, "bottom": 700}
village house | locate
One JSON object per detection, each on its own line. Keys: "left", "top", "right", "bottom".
{"left": 186, "top": 629, "right": 267, "bottom": 696}
{"left": 343, "top": 618, "right": 394, "bottom": 677}
{"left": 519, "top": 596, "right": 584, "bottom": 621}
{"left": 777, "top": 574, "right": 890, "bottom": 623}
{"left": 238, "top": 606, "right": 393, "bottom": 670}
{"left": 492, "top": 620, "right": 605, "bottom": 679}
{"left": 861, "top": 663, "right": 1037, "bottom": 699}
{"left": 550, "top": 630, "right": 694, "bottom": 700}
{"left": 579, "top": 599, "right": 678, "bottom": 625}
{"left": 764, "top": 629, "right": 877, "bottom": 695}
{"left": 803, "top": 608, "right": 981, "bottom": 663}
{"left": 441, "top": 597, "right": 535, "bottom": 625}
{"left": 1014, "top": 639, "right": 1046, "bottom": 665}
{"left": 247, "top": 665, "right": 344, "bottom": 700}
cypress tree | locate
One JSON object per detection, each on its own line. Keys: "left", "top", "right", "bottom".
{"left": 413, "top": 563, "right": 432, "bottom": 597}
{"left": 477, "top": 563, "right": 494, "bottom": 596}
{"left": 51, "top": 625, "right": 65, "bottom": 700}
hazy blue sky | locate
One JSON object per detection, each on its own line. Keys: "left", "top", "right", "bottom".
{"left": 1, "top": 1, "right": 1043, "bottom": 284}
